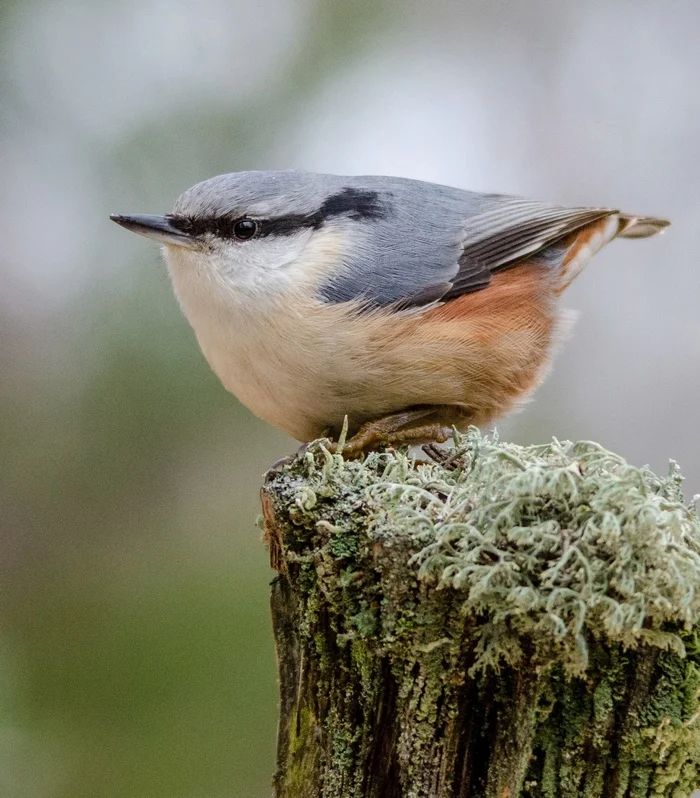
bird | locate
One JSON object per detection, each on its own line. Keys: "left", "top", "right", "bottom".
{"left": 111, "top": 170, "right": 669, "bottom": 456}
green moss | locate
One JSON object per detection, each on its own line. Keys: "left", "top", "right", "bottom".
{"left": 266, "top": 428, "right": 700, "bottom": 797}
{"left": 281, "top": 705, "right": 320, "bottom": 797}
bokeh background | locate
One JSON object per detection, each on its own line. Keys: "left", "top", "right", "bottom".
{"left": 1, "top": 0, "right": 699, "bottom": 795}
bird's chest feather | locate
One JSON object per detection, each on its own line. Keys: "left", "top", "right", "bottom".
{"left": 167, "top": 263, "right": 358, "bottom": 437}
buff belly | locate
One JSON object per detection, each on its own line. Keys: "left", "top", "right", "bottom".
{"left": 195, "top": 262, "right": 563, "bottom": 441}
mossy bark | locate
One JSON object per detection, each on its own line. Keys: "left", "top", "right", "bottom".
{"left": 261, "top": 432, "right": 700, "bottom": 798}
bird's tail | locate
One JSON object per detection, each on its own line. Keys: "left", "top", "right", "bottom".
{"left": 554, "top": 210, "right": 670, "bottom": 294}
{"left": 616, "top": 213, "right": 671, "bottom": 239}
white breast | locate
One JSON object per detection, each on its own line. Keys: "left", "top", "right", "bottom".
{"left": 162, "top": 239, "right": 364, "bottom": 440}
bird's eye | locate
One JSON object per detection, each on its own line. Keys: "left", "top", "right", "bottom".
{"left": 233, "top": 219, "right": 258, "bottom": 241}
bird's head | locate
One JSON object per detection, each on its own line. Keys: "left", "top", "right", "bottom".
{"left": 110, "top": 170, "right": 389, "bottom": 303}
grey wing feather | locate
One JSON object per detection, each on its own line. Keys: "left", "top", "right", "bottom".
{"left": 317, "top": 176, "right": 617, "bottom": 310}
{"left": 444, "top": 200, "right": 615, "bottom": 299}
{"left": 461, "top": 201, "right": 612, "bottom": 269}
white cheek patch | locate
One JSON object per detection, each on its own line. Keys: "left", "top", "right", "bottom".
{"left": 216, "top": 225, "right": 353, "bottom": 298}
{"left": 228, "top": 234, "right": 310, "bottom": 274}
{"left": 197, "top": 231, "right": 314, "bottom": 303}
{"left": 164, "top": 224, "right": 354, "bottom": 315}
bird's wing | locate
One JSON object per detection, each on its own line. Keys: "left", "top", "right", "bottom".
{"left": 442, "top": 199, "right": 615, "bottom": 301}
{"left": 317, "top": 186, "right": 618, "bottom": 311}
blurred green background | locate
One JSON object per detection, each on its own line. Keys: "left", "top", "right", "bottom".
{"left": 1, "top": 0, "right": 699, "bottom": 795}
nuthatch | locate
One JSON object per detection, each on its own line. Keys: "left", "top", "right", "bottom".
{"left": 111, "top": 170, "right": 669, "bottom": 455}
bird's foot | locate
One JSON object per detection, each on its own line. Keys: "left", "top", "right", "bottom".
{"left": 327, "top": 409, "right": 452, "bottom": 459}
{"left": 267, "top": 410, "right": 454, "bottom": 474}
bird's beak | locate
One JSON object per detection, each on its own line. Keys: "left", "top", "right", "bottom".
{"left": 109, "top": 214, "right": 197, "bottom": 248}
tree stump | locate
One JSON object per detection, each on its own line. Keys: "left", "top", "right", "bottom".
{"left": 261, "top": 429, "right": 700, "bottom": 798}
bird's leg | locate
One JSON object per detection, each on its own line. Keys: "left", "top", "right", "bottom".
{"left": 336, "top": 408, "right": 452, "bottom": 458}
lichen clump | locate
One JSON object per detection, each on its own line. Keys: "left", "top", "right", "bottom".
{"left": 280, "top": 429, "right": 700, "bottom": 674}
{"left": 265, "top": 429, "right": 700, "bottom": 797}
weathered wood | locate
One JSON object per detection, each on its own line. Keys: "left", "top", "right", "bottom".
{"left": 262, "top": 430, "right": 700, "bottom": 797}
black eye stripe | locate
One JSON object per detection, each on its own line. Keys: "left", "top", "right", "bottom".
{"left": 167, "top": 213, "right": 321, "bottom": 239}
{"left": 168, "top": 188, "right": 388, "bottom": 240}
{"left": 166, "top": 215, "right": 259, "bottom": 239}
